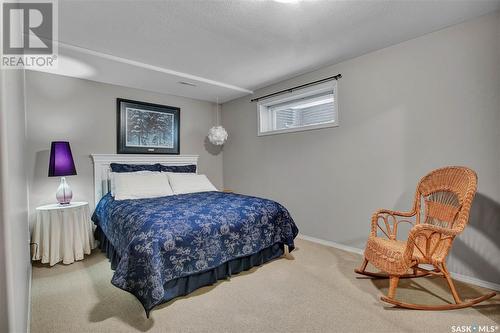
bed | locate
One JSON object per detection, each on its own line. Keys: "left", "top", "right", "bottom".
{"left": 90, "top": 154, "right": 299, "bottom": 317}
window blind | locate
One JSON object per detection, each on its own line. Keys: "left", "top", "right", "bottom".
{"left": 269, "top": 91, "right": 335, "bottom": 130}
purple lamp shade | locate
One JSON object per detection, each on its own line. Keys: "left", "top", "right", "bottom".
{"left": 48, "top": 141, "right": 77, "bottom": 177}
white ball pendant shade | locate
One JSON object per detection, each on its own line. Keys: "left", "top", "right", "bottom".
{"left": 208, "top": 125, "right": 228, "bottom": 145}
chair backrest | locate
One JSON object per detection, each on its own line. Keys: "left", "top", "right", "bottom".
{"left": 416, "top": 166, "right": 477, "bottom": 233}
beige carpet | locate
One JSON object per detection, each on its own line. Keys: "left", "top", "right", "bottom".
{"left": 31, "top": 239, "right": 499, "bottom": 333}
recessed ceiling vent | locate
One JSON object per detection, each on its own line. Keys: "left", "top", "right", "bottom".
{"left": 178, "top": 81, "right": 197, "bottom": 87}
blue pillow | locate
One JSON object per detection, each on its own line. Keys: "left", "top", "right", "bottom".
{"left": 110, "top": 163, "right": 160, "bottom": 173}
{"left": 157, "top": 164, "right": 196, "bottom": 173}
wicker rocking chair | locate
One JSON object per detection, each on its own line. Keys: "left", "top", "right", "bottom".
{"left": 355, "top": 166, "right": 496, "bottom": 310}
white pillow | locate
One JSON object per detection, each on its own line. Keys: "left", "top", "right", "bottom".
{"left": 167, "top": 173, "right": 218, "bottom": 195}
{"left": 110, "top": 170, "right": 154, "bottom": 196}
{"left": 113, "top": 172, "right": 174, "bottom": 200}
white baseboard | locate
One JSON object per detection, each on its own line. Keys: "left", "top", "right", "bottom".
{"left": 450, "top": 272, "right": 500, "bottom": 292}
{"left": 297, "top": 234, "right": 364, "bottom": 255}
{"left": 297, "top": 233, "right": 500, "bottom": 292}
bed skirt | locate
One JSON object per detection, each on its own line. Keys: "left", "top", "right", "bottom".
{"left": 94, "top": 226, "right": 285, "bottom": 316}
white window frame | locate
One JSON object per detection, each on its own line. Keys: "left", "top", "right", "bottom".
{"left": 257, "top": 80, "right": 339, "bottom": 136}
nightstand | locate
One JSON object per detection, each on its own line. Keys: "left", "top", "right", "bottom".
{"left": 31, "top": 201, "right": 96, "bottom": 266}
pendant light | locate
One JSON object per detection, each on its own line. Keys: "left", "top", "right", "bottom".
{"left": 208, "top": 97, "right": 228, "bottom": 145}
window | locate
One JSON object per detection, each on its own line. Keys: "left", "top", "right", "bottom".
{"left": 258, "top": 81, "right": 338, "bottom": 136}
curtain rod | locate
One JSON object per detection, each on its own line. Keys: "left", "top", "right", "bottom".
{"left": 250, "top": 74, "right": 342, "bottom": 103}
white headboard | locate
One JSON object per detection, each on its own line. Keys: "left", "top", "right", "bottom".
{"left": 90, "top": 154, "right": 199, "bottom": 207}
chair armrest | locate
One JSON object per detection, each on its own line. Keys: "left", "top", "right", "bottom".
{"left": 404, "top": 224, "right": 458, "bottom": 261}
{"left": 371, "top": 209, "right": 416, "bottom": 239}
{"left": 408, "top": 223, "right": 459, "bottom": 238}
{"left": 374, "top": 209, "right": 416, "bottom": 218}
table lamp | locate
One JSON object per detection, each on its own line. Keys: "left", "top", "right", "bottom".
{"left": 48, "top": 141, "right": 77, "bottom": 205}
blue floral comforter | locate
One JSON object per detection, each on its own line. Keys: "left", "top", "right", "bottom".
{"left": 92, "top": 191, "right": 298, "bottom": 311}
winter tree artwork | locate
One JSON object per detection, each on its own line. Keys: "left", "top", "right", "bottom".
{"left": 126, "top": 108, "right": 174, "bottom": 148}
{"left": 117, "top": 99, "right": 180, "bottom": 154}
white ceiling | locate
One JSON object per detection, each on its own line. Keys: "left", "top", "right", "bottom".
{"left": 33, "top": 0, "right": 500, "bottom": 102}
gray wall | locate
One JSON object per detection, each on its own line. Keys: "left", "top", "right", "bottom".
{"left": 222, "top": 12, "right": 500, "bottom": 286}
{"left": 0, "top": 69, "right": 31, "bottom": 332}
{"left": 26, "top": 71, "right": 224, "bottom": 220}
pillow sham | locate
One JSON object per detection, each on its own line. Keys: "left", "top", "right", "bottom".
{"left": 113, "top": 171, "right": 174, "bottom": 200}
{"left": 110, "top": 163, "right": 160, "bottom": 173}
{"left": 157, "top": 164, "right": 197, "bottom": 173}
{"left": 167, "top": 173, "right": 218, "bottom": 195}
{"left": 109, "top": 170, "right": 153, "bottom": 196}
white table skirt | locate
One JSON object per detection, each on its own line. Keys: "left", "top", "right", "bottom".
{"left": 32, "top": 202, "right": 96, "bottom": 266}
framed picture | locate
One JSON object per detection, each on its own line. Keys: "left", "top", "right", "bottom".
{"left": 117, "top": 98, "right": 180, "bottom": 154}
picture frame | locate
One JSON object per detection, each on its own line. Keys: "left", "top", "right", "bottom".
{"left": 117, "top": 98, "right": 180, "bottom": 154}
